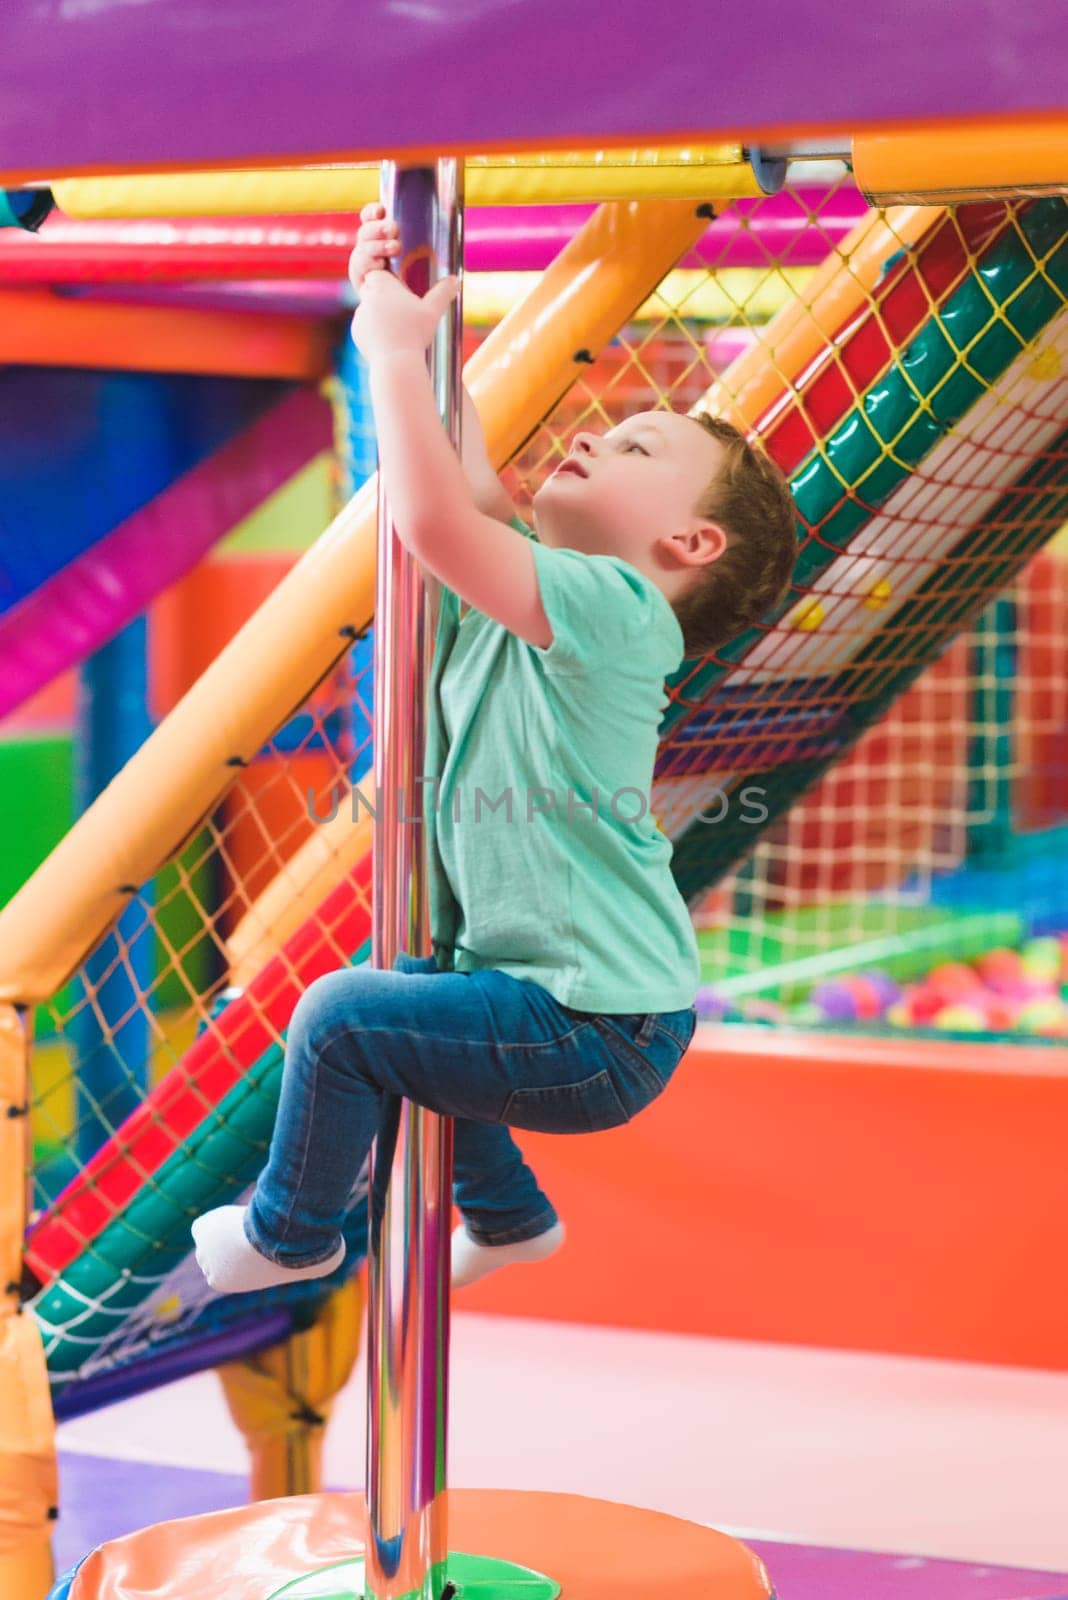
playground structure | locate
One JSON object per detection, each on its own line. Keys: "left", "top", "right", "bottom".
{"left": 0, "top": 26, "right": 1067, "bottom": 1596}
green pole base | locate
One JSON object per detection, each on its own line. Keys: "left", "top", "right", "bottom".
{"left": 267, "top": 1550, "right": 561, "bottom": 1599}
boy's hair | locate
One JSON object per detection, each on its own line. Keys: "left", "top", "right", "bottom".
{"left": 670, "top": 412, "right": 798, "bottom": 660}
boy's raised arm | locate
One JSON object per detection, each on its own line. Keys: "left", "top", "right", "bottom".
{"left": 353, "top": 272, "right": 551, "bottom": 650}
{"left": 350, "top": 205, "right": 516, "bottom": 526}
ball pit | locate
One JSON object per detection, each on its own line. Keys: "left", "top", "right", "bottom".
{"left": 854, "top": 938, "right": 1068, "bottom": 1037}
{"left": 697, "top": 935, "right": 1068, "bottom": 1038}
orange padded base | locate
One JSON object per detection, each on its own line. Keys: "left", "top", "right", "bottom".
{"left": 69, "top": 1489, "right": 774, "bottom": 1598}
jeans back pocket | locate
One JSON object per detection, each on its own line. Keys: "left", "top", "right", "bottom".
{"left": 591, "top": 1011, "right": 697, "bottom": 1117}
{"left": 502, "top": 1070, "right": 629, "bottom": 1134}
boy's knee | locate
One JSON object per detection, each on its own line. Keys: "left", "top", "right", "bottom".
{"left": 288, "top": 955, "right": 433, "bottom": 1056}
{"left": 290, "top": 969, "right": 356, "bottom": 1049}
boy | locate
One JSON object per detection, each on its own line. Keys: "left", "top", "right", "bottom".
{"left": 192, "top": 204, "right": 797, "bottom": 1296}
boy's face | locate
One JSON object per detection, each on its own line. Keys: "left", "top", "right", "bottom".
{"left": 531, "top": 409, "right": 726, "bottom": 579}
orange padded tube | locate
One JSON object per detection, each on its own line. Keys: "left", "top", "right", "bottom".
{"left": 853, "top": 120, "right": 1068, "bottom": 203}
{"left": 0, "top": 1006, "right": 56, "bottom": 1600}
{"left": 0, "top": 289, "right": 333, "bottom": 379}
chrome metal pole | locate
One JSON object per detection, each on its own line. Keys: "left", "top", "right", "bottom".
{"left": 364, "top": 159, "right": 463, "bottom": 1600}
{"left": 758, "top": 139, "right": 853, "bottom": 162}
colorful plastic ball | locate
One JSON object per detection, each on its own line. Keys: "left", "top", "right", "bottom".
{"left": 1023, "top": 935, "right": 1060, "bottom": 963}
{"left": 695, "top": 986, "right": 729, "bottom": 1021}
{"left": 863, "top": 969, "right": 903, "bottom": 1009}
{"left": 840, "top": 974, "right": 886, "bottom": 1021}
{"left": 810, "top": 980, "right": 861, "bottom": 1022}
{"left": 927, "top": 962, "right": 984, "bottom": 1005}
{"left": 974, "top": 948, "right": 1026, "bottom": 994}
{"left": 885, "top": 1001, "right": 911, "bottom": 1028}
{"left": 933, "top": 1003, "right": 987, "bottom": 1032}
{"left": 905, "top": 984, "right": 946, "bottom": 1025}
{"left": 979, "top": 995, "right": 1022, "bottom": 1032}
{"left": 1006, "top": 973, "right": 1057, "bottom": 1002}
{"left": 1016, "top": 997, "right": 1067, "bottom": 1036}
{"left": 1021, "top": 937, "right": 1061, "bottom": 982}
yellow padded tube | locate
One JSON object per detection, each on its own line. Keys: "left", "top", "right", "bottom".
{"left": 53, "top": 145, "right": 762, "bottom": 217}
{"left": 215, "top": 1274, "right": 365, "bottom": 1502}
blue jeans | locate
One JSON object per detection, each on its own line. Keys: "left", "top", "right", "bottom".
{"left": 245, "top": 951, "right": 697, "bottom": 1267}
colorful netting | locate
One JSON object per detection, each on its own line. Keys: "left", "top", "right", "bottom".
{"left": 18, "top": 177, "right": 1068, "bottom": 1397}
{"left": 26, "top": 652, "right": 375, "bottom": 1402}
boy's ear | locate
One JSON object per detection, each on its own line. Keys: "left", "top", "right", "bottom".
{"left": 704, "top": 521, "right": 729, "bottom": 561}
{"left": 685, "top": 519, "right": 728, "bottom": 565}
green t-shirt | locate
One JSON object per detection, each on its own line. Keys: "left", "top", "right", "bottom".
{"left": 423, "top": 513, "right": 700, "bottom": 1012}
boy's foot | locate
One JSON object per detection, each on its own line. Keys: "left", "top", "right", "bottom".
{"left": 451, "top": 1220, "right": 565, "bottom": 1290}
{"left": 191, "top": 1205, "right": 345, "bottom": 1294}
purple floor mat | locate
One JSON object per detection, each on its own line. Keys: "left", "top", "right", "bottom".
{"left": 55, "top": 1452, "right": 1068, "bottom": 1598}
{"left": 744, "top": 1539, "right": 1068, "bottom": 1599}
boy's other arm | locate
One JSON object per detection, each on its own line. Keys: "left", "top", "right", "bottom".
{"left": 462, "top": 385, "right": 519, "bottom": 525}
{"left": 368, "top": 348, "right": 552, "bottom": 649}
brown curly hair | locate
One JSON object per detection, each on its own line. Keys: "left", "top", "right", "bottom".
{"left": 670, "top": 412, "right": 798, "bottom": 660}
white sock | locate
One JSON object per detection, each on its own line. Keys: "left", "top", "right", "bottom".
{"left": 191, "top": 1205, "right": 345, "bottom": 1295}
{"left": 451, "top": 1220, "right": 565, "bottom": 1290}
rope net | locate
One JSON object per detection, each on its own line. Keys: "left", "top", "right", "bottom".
{"left": 27, "top": 644, "right": 375, "bottom": 1404}
{"left": 18, "top": 175, "right": 1068, "bottom": 1395}
{"left": 494, "top": 185, "right": 1068, "bottom": 1011}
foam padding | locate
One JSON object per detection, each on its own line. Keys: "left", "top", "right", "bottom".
{"left": 56, "top": 1490, "right": 773, "bottom": 1599}
{"left": 458, "top": 1026, "right": 1068, "bottom": 1370}
{"left": 0, "top": 369, "right": 288, "bottom": 613}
